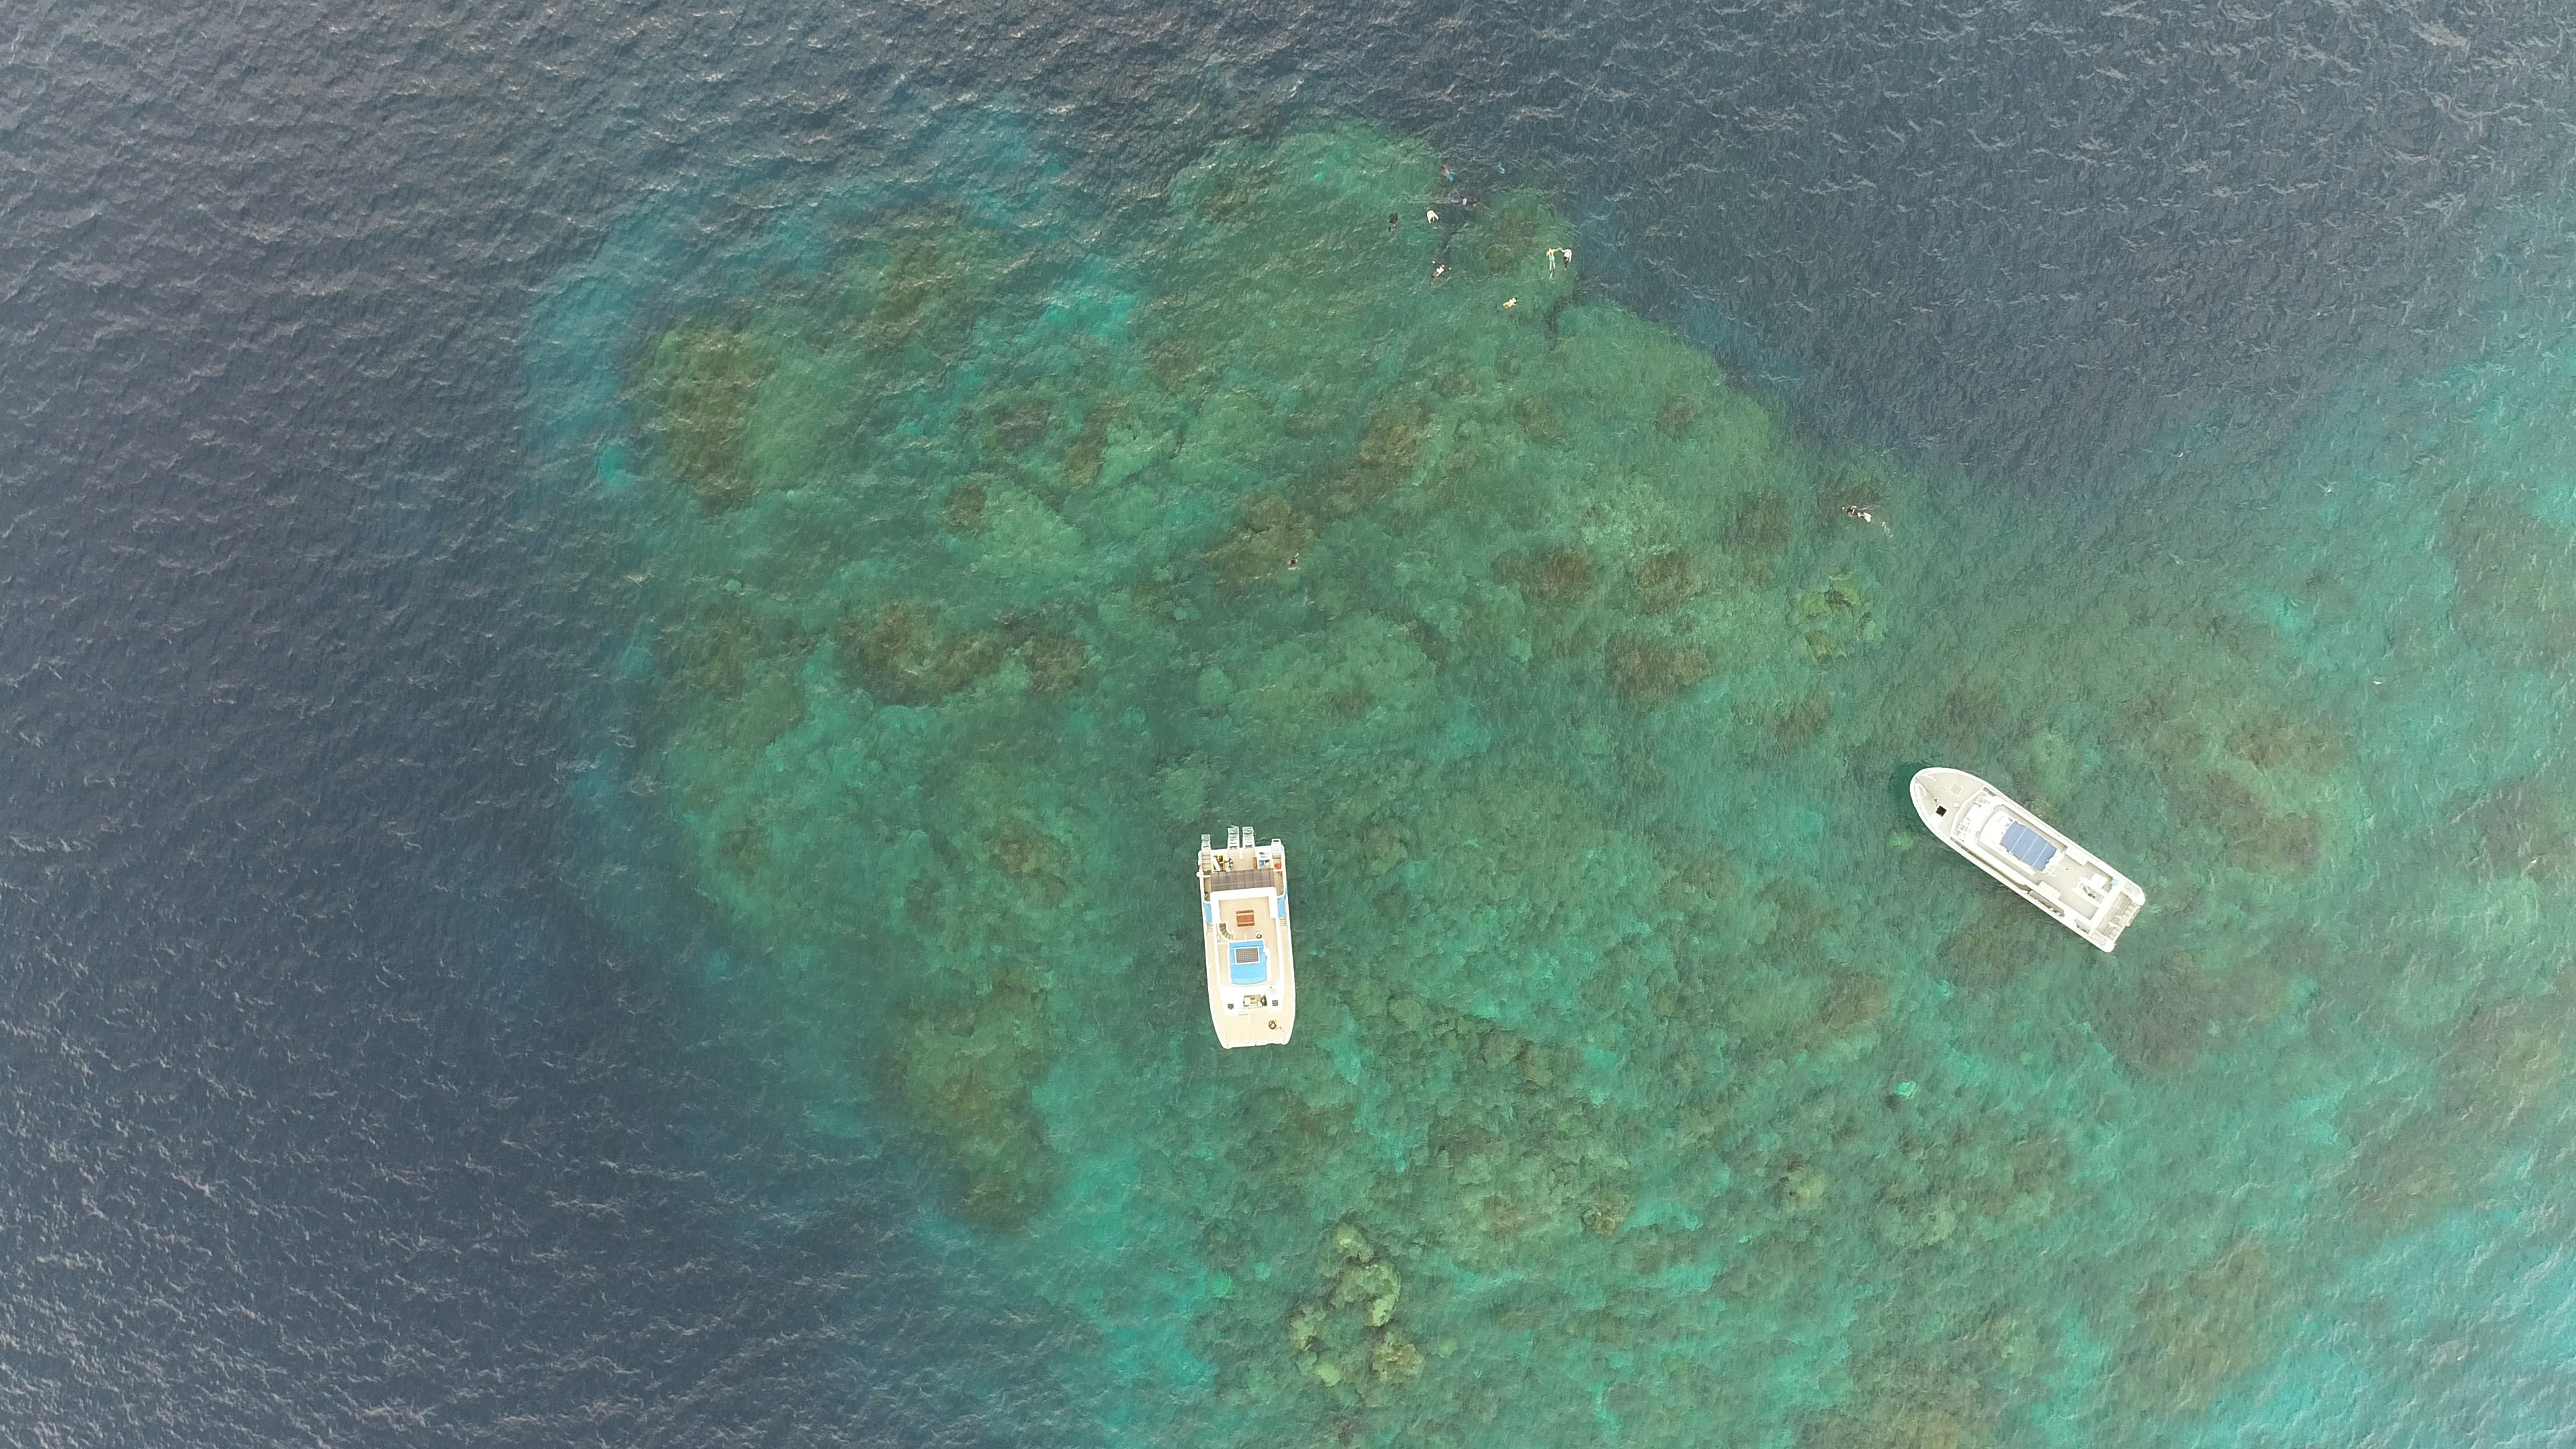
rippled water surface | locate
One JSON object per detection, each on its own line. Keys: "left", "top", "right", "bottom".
{"left": 9, "top": 2, "right": 2576, "bottom": 1445}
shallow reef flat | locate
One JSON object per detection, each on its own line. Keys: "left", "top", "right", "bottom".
{"left": 557, "top": 118, "right": 2576, "bottom": 1448}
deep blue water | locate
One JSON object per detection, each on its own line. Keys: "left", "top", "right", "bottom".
{"left": 6, "top": 1, "right": 2576, "bottom": 1442}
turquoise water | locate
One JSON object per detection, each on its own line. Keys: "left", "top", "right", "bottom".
{"left": 528, "top": 111, "right": 2576, "bottom": 1447}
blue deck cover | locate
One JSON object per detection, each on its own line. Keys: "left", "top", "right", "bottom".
{"left": 1228, "top": 941, "right": 1267, "bottom": 984}
{"left": 1999, "top": 820, "right": 2057, "bottom": 872}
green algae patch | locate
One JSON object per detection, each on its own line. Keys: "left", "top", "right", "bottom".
{"left": 566, "top": 117, "right": 2516, "bottom": 1448}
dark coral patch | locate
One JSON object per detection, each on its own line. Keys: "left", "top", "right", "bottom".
{"left": 939, "top": 479, "right": 989, "bottom": 534}
{"left": 661, "top": 605, "right": 812, "bottom": 757}
{"left": 1189, "top": 154, "right": 1280, "bottom": 223}
{"left": 2454, "top": 773, "right": 2575, "bottom": 883}
{"left": 1726, "top": 490, "right": 1794, "bottom": 556}
{"left": 1019, "top": 630, "right": 1091, "bottom": 695}
{"left": 2436, "top": 485, "right": 2576, "bottom": 664}
{"left": 875, "top": 976, "right": 1061, "bottom": 1231}
{"left": 1329, "top": 402, "right": 1432, "bottom": 515}
{"left": 836, "top": 603, "right": 1002, "bottom": 706}
{"left": 2110, "top": 1238, "right": 2285, "bottom": 1417}
{"left": 1818, "top": 972, "right": 1892, "bottom": 1035}
{"left": 839, "top": 216, "right": 1012, "bottom": 362}
{"left": 1493, "top": 545, "right": 1598, "bottom": 608}
{"left": 987, "top": 397, "right": 1054, "bottom": 453}
{"left": 639, "top": 320, "right": 772, "bottom": 511}
{"left": 1459, "top": 194, "right": 1543, "bottom": 274}
{"left": 1206, "top": 492, "right": 1313, "bottom": 583}
{"left": 2191, "top": 770, "right": 2322, "bottom": 875}
{"left": 1607, "top": 634, "right": 1711, "bottom": 708}
{"left": 2094, "top": 953, "right": 2290, "bottom": 1075}
{"left": 2330, "top": 988, "right": 2569, "bottom": 1238}
{"left": 1061, "top": 417, "right": 1108, "bottom": 490}
{"left": 1772, "top": 690, "right": 1832, "bottom": 750}
{"left": 1930, "top": 676, "right": 2006, "bottom": 747}
{"left": 991, "top": 817, "right": 1073, "bottom": 901}
{"left": 1654, "top": 395, "right": 1698, "bottom": 440}
{"left": 1937, "top": 898, "right": 2085, "bottom": 989}
{"left": 1513, "top": 394, "right": 1568, "bottom": 447}
{"left": 2224, "top": 714, "right": 2345, "bottom": 775}
{"left": 1631, "top": 547, "right": 1700, "bottom": 614}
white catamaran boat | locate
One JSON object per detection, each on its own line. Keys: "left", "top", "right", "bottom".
{"left": 1199, "top": 826, "right": 1295, "bottom": 1048}
{"left": 1911, "top": 767, "right": 2145, "bottom": 952}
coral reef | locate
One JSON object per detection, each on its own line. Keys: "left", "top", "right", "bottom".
{"left": 2108, "top": 1236, "right": 2289, "bottom": 1418}
{"left": 2436, "top": 484, "right": 2576, "bottom": 667}
{"left": 549, "top": 111, "right": 2575, "bottom": 1449}
{"left": 1283, "top": 1223, "right": 1424, "bottom": 1403}
{"left": 637, "top": 321, "right": 772, "bottom": 509}
{"left": 2092, "top": 951, "right": 2293, "bottom": 1076}
{"left": 2339, "top": 977, "right": 2576, "bottom": 1235}
{"left": 874, "top": 975, "right": 1061, "bottom": 1230}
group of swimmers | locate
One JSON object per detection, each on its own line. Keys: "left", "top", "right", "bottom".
{"left": 1390, "top": 166, "right": 1578, "bottom": 290}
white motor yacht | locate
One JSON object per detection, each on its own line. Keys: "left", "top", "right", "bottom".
{"left": 1911, "top": 767, "right": 2144, "bottom": 952}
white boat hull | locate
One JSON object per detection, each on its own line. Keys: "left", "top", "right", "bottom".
{"left": 1911, "top": 767, "right": 2144, "bottom": 952}
{"left": 1199, "top": 829, "right": 1295, "bottom": 1048}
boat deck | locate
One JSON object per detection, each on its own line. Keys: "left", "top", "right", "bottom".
{"left": 2009, "top": 833, "right": 2118, "bottom": 925}
{"left": 1199, "top": 831, "right": 1295, "bottom": 1047}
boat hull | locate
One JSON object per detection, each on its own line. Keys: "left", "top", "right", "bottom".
{"left": 1911, "top": 767, "right": 2144, "bottom": 952}
{"left": 1199, "top": 832, "right": 1295, "bottom": 1047}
